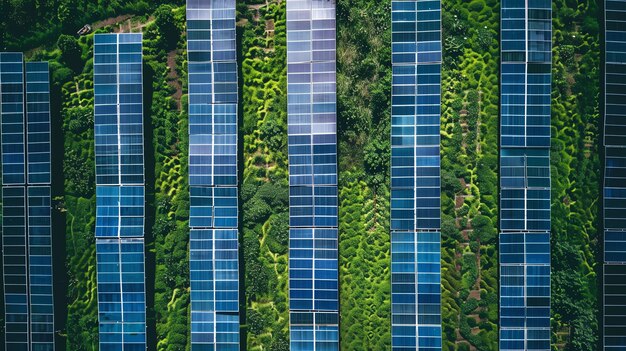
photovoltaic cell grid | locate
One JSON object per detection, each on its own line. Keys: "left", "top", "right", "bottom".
{"left": 187, "top": 1, "right": 240, "bottom": 349}
{"left": 26, "top": 62, "right": 51, "bottom": 185}
{"left": 287, "top": 1, "right": 339, "bottom": 350}
{"left": 1, "top": 53, "right": 26, "bottom": 185}
{"left": 391, "top": 1, "right": 442, "bottom": 350}
{"left": 604, "top": 1, "right": 626, "bottom": 350}
{"left": 2, "top": 187, "right": 28, "bottom": 349}
{"left": 93, "top": 33, "right": 147, "bottom": 351}
{"left": 1, "top": 53, "right": 54, "bottom": 351}
{"left": 499, "top": 0, "right": 551, "bottom": 350}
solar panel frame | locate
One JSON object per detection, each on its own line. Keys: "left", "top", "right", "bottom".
{"left": 25, "top": 62, "right": 51, "bottom": 186}
{"left": 287, "top": 1, "right": 339, "bottom": 349}
{"left": 1, "top": 52, "right": 26, "bottom": 186}
{"left": 27, "top": 186, "right": 54, "bottom": 350}
{"left": 93, "top": 33, "right": 147, "bottom": 351}
{"left": 1, "top": 54, "right": 55, "bottom": 351}
{"left": 186, "top": 1, "right": 241, "bottom": 349}
{"left": 499, "top": 1, "right": 552, "bottom": 349}
{"left": 2, "top": 186, "right": 29, "bottom": 350}
{"left": 604, "top": 1, "right": 626, "bottom": 349}
{"left": 390, "top": 1, "right": 442, "bottom": 350}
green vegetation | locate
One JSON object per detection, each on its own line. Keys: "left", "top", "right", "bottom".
{"left": 336, "top": 0, "right": 392, "bottom": 349}
{"left": 551, "top": 1, "right": 601, "bottom": 349}
{"left": 238, "top": 2, "right": 291, "bottom": 349}
{"left": 439, "top": 0, "right": 500, "bottom": 348}
{"left": 0, "top": 0, "right": 604, "bottom": 350}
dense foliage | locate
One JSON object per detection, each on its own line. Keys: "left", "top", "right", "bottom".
{"left": 0, "top": 0, "right": 603, "bottom": 350}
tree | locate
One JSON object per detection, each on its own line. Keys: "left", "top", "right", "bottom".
{"left": 57, "top": 0, "right": 78, "bottom": 32}
{"left": 57, "top": 34, "right": 82, "bottom": 72}
{"left": 155, "top": 5, "right": 179, "bottom": 50}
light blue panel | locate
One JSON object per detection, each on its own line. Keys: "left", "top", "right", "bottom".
{"left": 187, "top": 1, "right": 240, "bottom": 350}
{"left": 93, "top": 33, "right": 147, "bottom": 351}
{"left": 287, "top": 1, "right": 339, "bottom": 349}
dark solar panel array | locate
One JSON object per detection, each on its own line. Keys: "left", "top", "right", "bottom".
{"left": 187, "top": 0, "right": 240, "bottom": 349}
{"left": 604, "top": 1, "right": 626, "bottom": 349}
{"left": 93, "top": 33, "right": 147, "bottom": 350}
{"left": 1, "top": 54, "right": 54, "bottom": 350}
{"left": 499, "top": 0, "right": 552, "bottom": 349}
{"left": 287, "top": 1, "right": 340, "bottom": 349}
{"left": 390, "top": 1, "right": 442, "bottom": 350}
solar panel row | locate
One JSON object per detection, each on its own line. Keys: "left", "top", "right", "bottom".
{"left": 391, "top": 1, "right": 442, "bottom": 350}
{"left": 186, "top": 1, "right": 240, "bottom": 349}
{"left": 287, "top": 1, "right": 340, "bottom": 349}
{"left": 1, "top": 53, "right": 54, "bottom": 351}
{"left": 93, "top": 33, "right": 147, "bottom": 351}
{"left": 499, "top": 0, "right": 552, "bottom": 349}
{"left": 604, "top": 1, "right": 626, "bottom": 350}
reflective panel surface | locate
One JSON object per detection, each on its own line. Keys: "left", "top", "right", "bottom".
{"left": 499, "top": 0, "right": 552, "bottom": 349}
{"left": 93, "top": 33, "right": 147, "bottom": 351}
{"left": 187, "top": 1, "right": 240, "bottom": 349}
{"left": 604, "top": 1, "right": 626, "bottom": 349}
{"left": 391, "top": 1, "right": 442, "bottom": 349}
{"left": 287, "top": 1, "right": 339, "bottom": 349}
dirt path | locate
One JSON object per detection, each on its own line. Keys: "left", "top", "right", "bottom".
{"left": 167, "top": 50, "right": 183, "bottom": 111}
{"left": 92, "top": 15, "right": 134, "bottom": 30}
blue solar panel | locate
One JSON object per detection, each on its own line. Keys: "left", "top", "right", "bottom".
{"left": 95, "top": 185, "right": 145, "bottom": 238}
{"left": 2, "top": 186, "right": 29, "bottom": 350}
{"left": 287, "top": 0, "right": 339, "bottom": 349}
{"left": 500, "top": 1, "right": 551, "bottom": 349}
{"left": 27, "top": 186, "right": 54, "bottom": 350}
{"left": 93, "top": 33, "right": 144, "bottom": 186}
{"left": 96, "top": 239, "right": 147, "bottom": 349}
{"left": 391, "top": 1, "right": 442, "bottom": 350}
{"left": 1, "top": 52, "right": 26, "bottom": 185}
{"left": 1, "top": 54, "right": 55, "bottom": 350}
{"left": 93, "top": 33, "right": 146, "bottom": 351}
{"left": 25, "top": 62, "right": 51, "bottom": 185}
{"left": 187, "top": 1, "right": 240, "bottom": 349}
{"left": 604, "top": 1, "right": 626, "bottom": 349}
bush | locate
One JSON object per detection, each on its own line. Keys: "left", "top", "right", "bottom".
{"left": 154, "top": 5, "right": 180, "bottom": 50}
{"left": 57, "top": 34, "right": 83, "bottom": 72}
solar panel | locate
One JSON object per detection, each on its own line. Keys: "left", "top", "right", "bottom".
{"left": 25, "top": 62, "right": 51, "bottom": 185}
{"left": 186, "top": 1, "right": 240, "bottom": 349}
{"left": 96, "top": 238, "right": 147, "bottom": 349}
{"left": 2, "top": 186, "right": 29, "bottom": 350}
{"left": 1, "top": 52, "right": 26, "bottom": 185}
{"left": 1, "top": 54, "right": 55, "bottom": 350}
{"left": 287, "top": 0, "right": 339, "bottom": 349}
{"left": 27, "top": 186, "right": 54, "bottom": 349}
{"left": 499, "top": 0, "right": 552, "bottom": 349}
{"left": 604, "top": 1, "right": 626, "bottom": 349}
{"left": 93, "top": 33, "right": 144, "bottom": 186}
{"left": 390, "top": 1, "right": 442, "bottom": 349}
{"left": 93, "top": 33, "right": 147, "bottom": 351}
